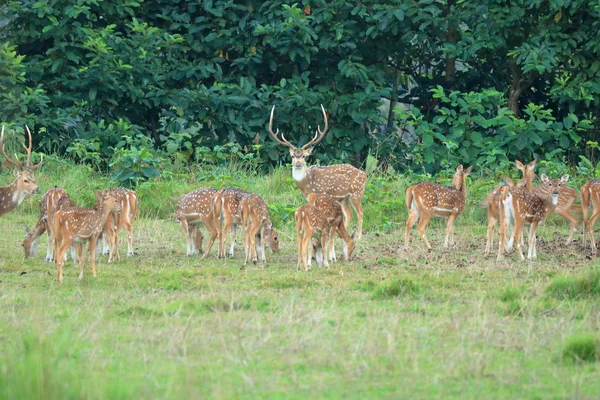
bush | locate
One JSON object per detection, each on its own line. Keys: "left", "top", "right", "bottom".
{"left": 546, "top": 269, "right": 600, "bottom": 300}
{"left": 562, "top": 334, "right": 599, "bottom": 364}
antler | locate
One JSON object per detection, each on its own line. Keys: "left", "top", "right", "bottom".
{"left": 0, "top": 125, "right": 44, "bottom": 171}
{"left": 268, "top": 106, "right": 295, "bottom": 150}
{"left": 301, "top": 104, "right": 328, "bottom": 150}
{"left": 23, "top": 126, "right": 43, "bottom": 170}
{"left": 0, "top": 125, "right": 24, "bottom": 170}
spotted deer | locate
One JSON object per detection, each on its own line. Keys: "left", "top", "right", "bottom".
{"left": 483, "top": 160, "right": 536, "bottom": 256}
{"left": 23, "top": 186, "right": 74, "bottom": 261}
{"left": 405, "top": 165, "right": 473, "bottom": 250}
{"left": 526, "top": 172, "right": 579, "bottom": 245}
{"left": 53, "top": 190, "right": 121, "bottom": 283}
{"left": 295, "top": 193, "right": 355, "bottom": 271}
{"left": 213, "top": 188, "right": 251, "bottom": 259}
{"left": 100, "top": 188, "right": 138, "bottom": 262}
{"left": 0, "top": 125, "right": 43, "bottom": 218}
{"left": 239, "top": 194, "right": 279, "bottom": 264}
{"left": 268, "top": 105, "right": 367, "bottom": 239}
{"left": 498, "top": 175, "right": 566, "bottom": 260}
{"left": 175, "top": 187, "right": 220, "bottom": 257}
{"left": 580, "top": 180, "right": 600, "bottom": 254}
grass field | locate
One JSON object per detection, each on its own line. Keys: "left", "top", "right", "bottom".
{"left": 1, "top": 166, "right": 599, "bottom": 399}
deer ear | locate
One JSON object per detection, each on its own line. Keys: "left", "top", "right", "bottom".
{"left": 13, "top": 169, "right": 20, "bottom": 178}
{"left": 515, "top": 160, "right": 524, "bottom": 171}
{"left": 463, "top": 166, "right": 473, "bottom": 175}
{"left": 504, "top": 177, "right": 514, "bottom": 186}
{"left": 455, "top": 165, "right": 463, "bottom": 173}
{"left": 541, "top": 174, "right": 549, "bottom": 183}
{"left": 528, "top": 160, "right": 537, "bottom": 170}
{"left": 304, "top": 147, "right": 313, "bottom": 156}
{"left": 561, "top": 174, "right": 569, "bottom": 183}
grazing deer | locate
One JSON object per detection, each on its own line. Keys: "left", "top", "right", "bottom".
{"left": 53, "top": 190, "right": 121, "bottom": 283}
{"left": 239, "top": 194, "right": 279, "bottom": 264}
{"left": 295, "top": 193, "right": 355, "bottom": 271}
{"left": 100, "top": 188, "right": 138, "bottom": 262}
{"left": 175, "top": 187, "right": 220, "bottom": 257}
{"left": 483, "top": 160, "right": 536, "bottom": 256}
{"left": 23, "top": 186, "right": 75, "bottom": 261}
{"left": 405, "top": 165, "right": 473, "bottom": 250}
{"left": 523, "top": 168, "right": 580, "bottom": 244}
{"left": 0, "top": 125, "right": 43, "bottom": 218}
{"left": 268, "top": 105, "right": 367, "bottom": 239}
{"left": 580, "top": 180, "right": 600, "bottom": 254}
{"left": 498, "top": 175, "right": 565, "bottom": 260}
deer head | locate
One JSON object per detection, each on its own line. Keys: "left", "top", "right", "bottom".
{"left": 268, "top": 105, "right": 328, "bottom": 170}
{"left": 0, "top": 125, "right": 43, "bottom": 196}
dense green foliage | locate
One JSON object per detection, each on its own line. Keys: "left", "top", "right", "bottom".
{"left": 1, "top": 0, "right": 600, "bottom": 174}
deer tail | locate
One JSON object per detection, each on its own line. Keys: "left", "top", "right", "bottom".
{"left": 405, "top": 186, "right": 414, "bottom": 210}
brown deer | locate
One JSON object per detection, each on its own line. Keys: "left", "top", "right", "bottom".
{"left": 483, "top": 160, "right": 536, "bottom": 256}
{"left": 405, "top": 165, "right": 473, "bottom": 250}
{"left": 100, "top": 188, "right": 138, "bottom": 262}
{"left": 268, "top": 105, "right": 367, "bottom": 240}
{"left": 175, "top": 187, "right": 220, "bottom": 257}
{"left": 295, "top": 193, "right": 355, "bottom": 271}
{"left": 521, "top": 165, "right": 580, "bottom": 244}
{"left": 23, "top": 186, "right": 75, "bottom": 261}
{"left": 53, "top": 190, "right": 121, "bottom": 283}
{"left": 0, "top": 125, "right": 43, "bottom": 217}
{"left": 239, "top": 194, "right": 279, "bottom": 264}
{"left": 580, "top": 180, "right": 600, "bottom": 254}
{"left": 213, "top": 188, "right": 251, "bottom": 258}
{"left": 498, "top": 175, "right": 566, "bottom": 260}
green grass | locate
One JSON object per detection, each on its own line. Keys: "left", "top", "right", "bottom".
{"left": 1, "top": 165, "right": 600, "bottom": 399}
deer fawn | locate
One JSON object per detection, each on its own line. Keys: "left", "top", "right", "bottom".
{"left": 175, "top": 187, "right": 220, "bottom": 257}
{"left": 483, "top": 160, "right": 536, "bottom": 256}
{"left": 580, "top": 180, "right": 600, "bottom": 254}
{"left": 268, "top": 105, "right": 367, "bottom": 239}
{"left": 100, "top": 188, "right": 138, "bottom": 262}
{"left": 295, "top": 193, "right": 355, "bottom": 271}
{"left": 53, "top": 190, "right": 121, "bottom": 283}
{"left": 23, "top": 186, "right": 74, "bottom": 261}
{"left": 405, "top": 165, "right": 473, "bottom": 250}
{"left": 498, "top": 175, "right": 566, "bottom": 260}
{"left": 0, "top": 125, "right": 43, "bottom": 218}
{"left": 239, "top": 194, "right": 279, "bottom": 264}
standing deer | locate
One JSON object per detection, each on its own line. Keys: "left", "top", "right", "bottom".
{"left": 213, "top": 188, "right": 250, "bottom": 258}
{"left": 498, "top": 175, "right": 565, "bottom": 260}
{"left": 268, "top": 105, "right": 367, "bottom": 240}
{"left": 522, "top": 168, "right": 580, "bottom": 244}
{"left": 405, "top": 165, "right": 473, "bottom": 250}
{"left": 0, "top": 125, "right": 43, "bottom": 217}
{"left": 100, "top": 188, "right": 138, "bottom": 262}
{"left": 53, "top": 190, "right": 121, "bottom": 283}
{"left": 580, "top": 180, "right": 600, "bottom": 254}
{"left": 239, "top": 194, "right": 279, "bottom": 264}
{"left": 295, "top": 193, "right": 355, "bottom": 271}
{"left": 175, "top": 187, "right": 220, "bottom": 257}
{"left": 23, "top": 186, "right": 75, "bottom": 261}
{"left": 483, "top": 160, "right": 536, "bottom": 256}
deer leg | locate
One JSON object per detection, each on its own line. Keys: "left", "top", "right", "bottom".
{"left": 75, "top": 244, "right": 85, "bottom": 279}
{"left": 328, "top": 225, "right": 337, "bottom": 263}
{"left": 513, "top": 220, "right": 525, "bottom": 261}
{"left": 124, "top": 220, "right": 135, "bottom": 256}
{"left": 349, "top": 196, "right": 364, "bottom": 241}
{"left": 296, "top": 220, "right": 304, "bottom": 271}
{"left": 202, "top": 218, "right": 218, "bottom": 258}
{"left": 444, "top": 215, "right": 457, "bottom": 247}
{"left": 527, "top": 222, "right": 538, "bottom": 259}
{"left": 555, "top": 207, "right": 579, "bottom": 244}
{"left": 485, "top": 206, "right": 497, "bottom": 256}
{"left": 304, "top": 231, "right": 313, "bottom": 271}
{"left": 587, "top": 209, "right": 600, "bottom": 255}
{"left": 55, "top": 237, "right": 70, "bottom": 283}
{"left": 416, "top": 211, "right": 433, "bottom": 250}
{"left": 321, "top": 231, "right": 330, "bottom": 268}
{"left": 405, "top": 206, "right": 419, "bottom": 250}
{"left": 340, "top": 197, "right": 353, "bottom": 234}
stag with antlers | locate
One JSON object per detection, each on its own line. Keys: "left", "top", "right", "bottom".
{"left": 0, "top": 125, "right": 43, "bottom": 217}
{"left": 268, "top": 105, "right": 367, "bottom": 240}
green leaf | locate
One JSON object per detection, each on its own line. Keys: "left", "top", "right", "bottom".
{"left": 89, "top": 87, "right": 97, "bottom": 101}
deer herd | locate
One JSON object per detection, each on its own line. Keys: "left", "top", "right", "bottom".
{"left": 1, "top": 110, "right": 600, "bottom": 283}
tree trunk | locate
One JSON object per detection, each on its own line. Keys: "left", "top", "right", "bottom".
{"left": 445, "top": 0, "right": 457, "bottom": 86}
{"left": 386, "top": 71, "right": 401, "bottom": 131}
{"left": 508, "top": 58, "right": 528, "bottom": 117}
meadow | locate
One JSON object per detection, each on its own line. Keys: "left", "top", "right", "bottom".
{"left": 0, "top": 163, "right": 599, "bottom": 399}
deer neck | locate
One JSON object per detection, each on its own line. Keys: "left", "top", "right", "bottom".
{"left": 292, "top": 165, "right": 311, "bottom": 195}
{"left": 0, "top": 181, "right": 23, "bottom": 217}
